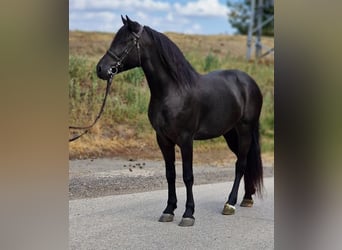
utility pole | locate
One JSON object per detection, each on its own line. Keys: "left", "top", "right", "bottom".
{"left": 255, "top": 0, "right": 263, "bottom": 58}
{"left": 246, "top": 0, "right": 255, "bottom": 60}
{"left": 246, "top": 0, "right": 274, "bottom": 60}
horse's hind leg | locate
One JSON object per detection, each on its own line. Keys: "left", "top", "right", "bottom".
{"left": 222, "top": 124, "right": 253, "bottom": 215}
{"left": 225, "top": 128, "right": 256, "bottom": 207}
{"left": 157, "top": 135, "right": 177, "bottom": 222}
{"left": 240, "top": 167, "right": 256, "bottom": 207}
{"left": 224, "top": 128, "right": 238, "bottom": 156}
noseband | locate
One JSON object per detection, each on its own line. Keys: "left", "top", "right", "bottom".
{"left": 106, "top": 25, "right": 144, "bottom": 77}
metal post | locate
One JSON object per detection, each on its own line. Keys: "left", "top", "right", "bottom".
{"left": 246, "top": 0, "right": 256, "bottom": 60}
{"left": 255, "top": 0, "right": 263, "bottom": 58}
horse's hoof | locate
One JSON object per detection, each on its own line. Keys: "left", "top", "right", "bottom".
{"left": 158, "top": 213, "right": 174, "bottom": 222}
{"left": 178, "top": 217, "right": 195, "bottom": 227}
{"left": 240, "top": 198, "right": 254, "bottom": 207}
{"left": 222, "top": 203, "right": 235, "bottom": 215}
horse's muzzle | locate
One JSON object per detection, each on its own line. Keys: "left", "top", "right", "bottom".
{"left": 96, "top": 64, "right": 111, "bottom": 80}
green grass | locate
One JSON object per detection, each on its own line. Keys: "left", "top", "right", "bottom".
{"left": 69, "top": 44, "right": 273, "bottom": 156}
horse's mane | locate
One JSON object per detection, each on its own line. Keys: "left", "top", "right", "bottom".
{"left": 144, "top": 26, "right": 198, "bottom": 88}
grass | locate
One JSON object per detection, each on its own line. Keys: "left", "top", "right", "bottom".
{"left": 69, "top": 31, "right": 273, "bottom": 162}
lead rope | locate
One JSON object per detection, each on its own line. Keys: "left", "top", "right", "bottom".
{"left": 69, "top": 26, "right": 144, "bottom": 142}
{"left": 69, "top": 76, "right": 113, "bottom": 142}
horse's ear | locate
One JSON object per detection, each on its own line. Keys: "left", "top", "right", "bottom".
{"left": 126, "top": 15, "right": 132, "bottom": 23}
{"left": 125, "top": 15, "right": 140, "bottom": 33}
{"left": 121, "top": 15, "right": 127, "bottom": 25}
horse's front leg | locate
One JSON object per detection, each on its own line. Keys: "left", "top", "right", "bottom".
{"left": 179, "top": 137, "right": 195, "bottom": 227}
{"left": 157, "top": 135, "right": 177, "bottom": 222}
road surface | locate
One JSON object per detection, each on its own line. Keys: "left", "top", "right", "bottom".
{"left": 69, "top": 177, "right": 274, "bottom": 249}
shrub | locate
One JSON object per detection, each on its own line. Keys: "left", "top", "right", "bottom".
{"left": 203, "top": 53, "right": 220, "bottom": 72}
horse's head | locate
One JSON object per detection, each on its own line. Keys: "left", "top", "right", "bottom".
{"left": 96, "top": 15, "right": 144, "bottom": 80}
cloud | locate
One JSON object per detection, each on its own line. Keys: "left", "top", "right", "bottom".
{"left": 69, "top": 11, "right": 119, "bottom": 32}
{"left": 184, "top": 23, "right": 203, "bottom": 34}
{"left": 69, "top": 0, "right": 170, "bottom": 12}
{"left": 69, "top": 0, "right": 232, "bottom": 34}
{"left": 174, "top": 0, "right": 229, "bottom": 17}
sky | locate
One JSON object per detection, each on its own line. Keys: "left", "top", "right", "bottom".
{"left": 69, "top": 0, "right": 235, "bottom": 35}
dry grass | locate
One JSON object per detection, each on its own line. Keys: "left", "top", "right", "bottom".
{"left": 69, "top": 30, "right": 274, "bottom": 61}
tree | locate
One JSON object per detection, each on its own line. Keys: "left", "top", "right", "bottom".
{"left": 227, "top": 0, "right": 274, "bottom": 36}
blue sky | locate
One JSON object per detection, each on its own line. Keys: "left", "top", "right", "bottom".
{"left": 69, "top": 0, "right": 235, "bottom": 35}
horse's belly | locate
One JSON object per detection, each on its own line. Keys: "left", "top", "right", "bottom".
{"left": 194, "top": 106, "right": 242, "bottom": 140}
{"left": 193, "top": 131, "right": 222, "bottom": 140}
{"left": 193, "top": 123, "right": 234, "bottom": 140}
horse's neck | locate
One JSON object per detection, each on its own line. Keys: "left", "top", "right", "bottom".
{"left": 141, "top": 54, "right": 177, "bottom": 98}
{"left": 141, "top": 48, "right": 199, "bottom": 99}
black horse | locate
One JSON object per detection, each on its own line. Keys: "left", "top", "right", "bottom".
{"left": 97, "top": 16, "right": 263, "bottom": 227}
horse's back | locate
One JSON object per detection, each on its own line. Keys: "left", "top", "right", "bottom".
{"left": 201, "top": 69, "right": 262, "bottom": 120}
{"left": 201, "top": 69, "right": 261, "bottom": 94}
{"left": 193, "top": 69, "right": 262, "bottom": 139}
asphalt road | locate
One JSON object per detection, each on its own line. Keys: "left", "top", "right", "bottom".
{"left": 69, "top": 177, "right": 274, "bottom": 250}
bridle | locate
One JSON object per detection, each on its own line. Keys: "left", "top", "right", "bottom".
{"left": 69, "top": 25, "right": 144, "bottom": 142}
{"left": 106, "top": 25, "right": 144, "bottom": 77}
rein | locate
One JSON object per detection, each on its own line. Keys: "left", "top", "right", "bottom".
{"left": 69, "top": 76, "right": 113, "bottom": 142}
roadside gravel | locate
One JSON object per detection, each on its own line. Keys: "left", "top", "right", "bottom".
{"left": 69, "top": 158, "right": 274, "bottom": 199}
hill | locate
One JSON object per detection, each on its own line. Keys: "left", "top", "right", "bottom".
{"left": 69, "top": 30, "right": 274, "bottom": 60}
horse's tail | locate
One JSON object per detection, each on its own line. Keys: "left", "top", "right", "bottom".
{"left": 245, "top": 122, "right": 264, "bottom": 196}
